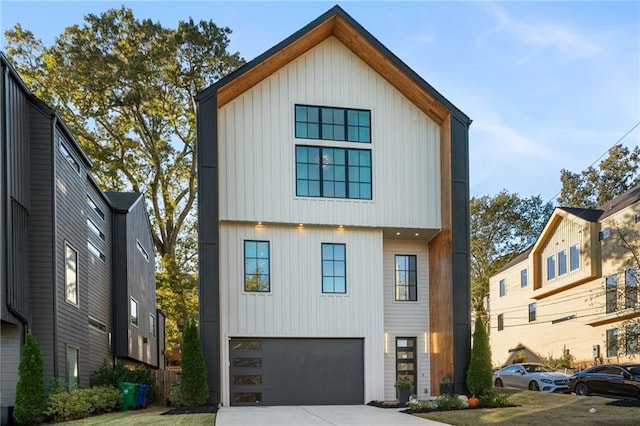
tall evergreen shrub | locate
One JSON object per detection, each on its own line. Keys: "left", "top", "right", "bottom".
{"left": 466, "top": 316, "right": 493, "bottom": 395}
{"left": 14, "top": 331, "right": 47, "bottom": 425}
{"left": 179, "top": 319, "right": 209, "bottom": 406}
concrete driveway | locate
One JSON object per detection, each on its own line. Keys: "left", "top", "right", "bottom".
{"left": 215, "top": 405, "right": 450, "bottom": 425}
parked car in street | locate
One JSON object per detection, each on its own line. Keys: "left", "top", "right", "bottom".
{"left": 569, "top": 363, "right": 640, "bottom": 398}
{"left": 493, "top": 363, "right": 570, "bottom": 392}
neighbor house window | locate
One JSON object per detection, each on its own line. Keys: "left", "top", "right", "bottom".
{"left": 499, "top": 279, "right": 506, "bottom": 297}
{"left": 66, "top": 346, "right": 79, "bottom": 389}
{"left": 601, "top": 228, "right": 611, "bottom": 240}
{"left": 606, "top": 274, "right": 618, "bottom": 313}
{"left": 87, "top": 195, "right": 105, "bottom": 221}
{"left": 606, "top": 328, "right": 618, "bottom": 357}
{"left": 295, "top": 146, "right": 371, "bottom": 200}
{"left": 137, "top": 240, "right": 149, "bottom": 262}
{"left": 626, "top": 324, "right": 638, "bottom": 355}
{"left": 130, "top": 298, "right": 138, "bottom": 327}
{"left": 87, "top": 218, "right": 105, "bottom": 241}
{"left": 88, "top": 317, "right": 107, "bottom": 333}
{"left": 87, "top": 241, "right": 105, "bottom": 262}
{"left": 570, "top": 243, "right": 580, "bottom": 271}
{"left": 65, "top": 243, "right": 78, "bottom": 305}
{"left": 244, "top": 241, "right": 270, "bottom": 292}
{"left": 497, "top": 314, "right": 504, "bottom": 331}
{"left": 59, "top": 140, "right": 80, "bottom": 173}
{"left": 295, "top": 105, "right": 371, "bottom": 143}
{"left": 546, "top": 255, "right": 555, "bottom": 280}
{"left": 528, "top": 303, "right": 536, "bottom": 322}
{"left": 558, "top": 249, "right": 567, "bottom": 276}
{"left": 394, "top": 255, "right": 417, "bottom": 301}
{"left": 150, "top": 313, "right": 156, "bottom": 337}
{"left": 321, "top": 243, "right": 346, "bottom": 294}
{"left": 625, "top": 268, "right": 638, "bottom": 309}
{"left": 520, "top": 269, "right": 528, "bottom": 288}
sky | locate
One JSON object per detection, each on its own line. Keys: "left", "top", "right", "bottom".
{"left": 1, "top": 0, "right": 639, "bottom": 203}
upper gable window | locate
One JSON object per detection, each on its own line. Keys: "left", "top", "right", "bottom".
{"left": 295, "top": 105, "right": 371, "bottom": 143}
{"left": 59, "top": 140, "right": 80, "bottom": 174}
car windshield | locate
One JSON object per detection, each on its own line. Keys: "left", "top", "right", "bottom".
{"left": 627, "top": 365, "right": 640, "bottom": 376}
{"left": 524, "top": 364, "right": 554, "bottom": 373}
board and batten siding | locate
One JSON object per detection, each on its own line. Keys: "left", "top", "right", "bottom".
{"left": 219, "top": 223, "right": 385, "bottom": 404}
{"left": 383, "top": 239, "right": 430, "bottom": 399}
{"left": 217, "top": 36, "right": 440, "bottom": 229}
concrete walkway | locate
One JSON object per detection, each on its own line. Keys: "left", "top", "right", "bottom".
{"left": 215, "top": 405, "right": 450, "bottom": 425}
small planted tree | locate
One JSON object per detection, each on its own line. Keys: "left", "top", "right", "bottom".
{"left": 14, "top": 331, "right": 46, "bottom": 425}
{"left": 178, "top": 319, "right": 209, "bottom": 406}
{"left": 466, "top": 316, "right": 493, "bottom": 395}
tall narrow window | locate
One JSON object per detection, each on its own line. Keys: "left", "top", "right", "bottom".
{"left": 130, "top": 298, "right": 138, "bottom": 327}
{"left": 66, "top": 347, "right": 79, "bottom": 389}
{"left": 244, "top": 241, "right": 270, "bottom": 292}
{"left": 528, "top": 303, "right": 536, "bottom": 322}
{"left": 606, "top": 328, "right": 618, "bottom": 357}
{"left": 150, "top": 313, "right": 156, "bottom": 337}
{"left": 625, "top": 268, "right": 638, "bottom": 309}
{"left": 546, "top": 255, "right": 555, "bottom": 280}
{"left": 606, "top": 274, "right": 618, "bottom": 313}
{"left": 322, "top": 243, "right": 346, "bottom": 294}
{"left": 570, "top": 243, "right": 580, "bottom": 271}
{"left": 394, "top": 255, "right": 417, "bottom": 301}
{"left": 497, "top": 314, "right": 504, "bottom": 331}
{"left": 65, "top": 244, "right": 78, "bottom": 305}
{"left": 626, "top": 324, "right": 638, "bottom": 355}
{"left": 520, "top": 269, "right": 528, "bottom": 288}
{"left": 499, "top": 279, "right": 506, "bottom": 297}
{"left": 558, "top": 249, "right": 567, "bottom": 276}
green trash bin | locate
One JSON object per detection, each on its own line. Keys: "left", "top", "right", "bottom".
{"left": 118, "top": 382, "right": 139, "bottom": 411}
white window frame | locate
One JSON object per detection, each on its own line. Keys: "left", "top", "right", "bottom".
{"left": 130, "top": 298, "right": 139, "bottom": 327}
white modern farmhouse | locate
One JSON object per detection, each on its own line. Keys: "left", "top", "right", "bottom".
{"left": 196, "top": 5, "right": 471, "bottom": 406}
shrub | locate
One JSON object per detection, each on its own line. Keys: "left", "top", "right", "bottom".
{"left": 435, "top": 393, "right": 464, "bottom": 410}
{"left": 14, "top": 331, "right": 47, "bottom": 425}
{"left": 407, "top": 399, "right": 437, "bottom": 412}
{"left": 540, "top": 349, "right": 574, "bottom": 370}
{"left": 45, "top": 386, "right": 121, "bottom": 422}
{"left": 91, "top": 360, "right": 157, "bottom": 404}
{"left": 167, "top": 385, "right": 183, "bottom": 407}
{"left": 466, "top": 316, "right": 493, "bottom": 395}
{"left": 179, "top": 319, "right": 209, "bottom": 406}
{"left": 480, "top": 391, "right": 512, "bottom": 408}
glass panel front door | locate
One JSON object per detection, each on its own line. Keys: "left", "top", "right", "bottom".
{"left": 396, "top": 337, "right": 416, "bottom": 392}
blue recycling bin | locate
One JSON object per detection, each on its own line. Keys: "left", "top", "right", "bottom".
{"left": 137, "top": 384, "right": 149, "bottom": 408}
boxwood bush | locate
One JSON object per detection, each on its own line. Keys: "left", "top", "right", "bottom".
{"left": 45, "top": 386, "right": 121, "bottom": 422}
{"left": 92, "top": 360, "right": 157, "bottom": 404}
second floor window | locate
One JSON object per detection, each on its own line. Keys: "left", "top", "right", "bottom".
{"left": 520, "top": 269, "right": 528, "bottom": 288}
{"left": 547, "top": 255, "right": 556, "bottom": 280}
{"left": 606, "top": 274, "right": 618, "bottom": 313}
{"left": 130, "top": 298, "right": 138, "bottom": 327}
{"left": 65, "top": 243, "right": 78, "bottom": 305}
{"left": 244, "top": 241, "right": 270, "bottom": 292}
{"left": 295, "top": 105, "right": 371, "bottom": 143}
{"left": 499, "top": 279, "right": 506, "bottom": 297}
{"left": 528, "top": 303, "right": 536, "bottom": 322}
{"left": 558, "top": 249, "right": 567, "bottom": 276}
{"left": 570, "top": 243, "right": 580, "bottom": 271}
{"left": 626, "top": 268, "right": 638, "bottom": 309}
{"left": 497, "top": 314, "right": 504, "bottom": 331}
{"left": 394, "top": 255, "right": 417, "bottom": 301}
{"left": 322, "top": 243, "right": 346, "bottom": 294}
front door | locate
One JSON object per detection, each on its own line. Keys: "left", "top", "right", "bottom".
{"left": 396, "top": 337, "right": 416, "bottom": 393}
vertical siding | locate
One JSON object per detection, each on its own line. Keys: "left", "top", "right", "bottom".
{"left": 218, "top": 37, "right": 440, "bottom": 229}
{"left": 112, "top": 212, "right": 129, "bottom": 358}
{"left": 5, "top": 67, "right": 30, "bottom": 209}
{"left": 539, "top": 215, "right": 590, "bottom": 289}
{"left": 28, "top": 106, "right": 56, "bottom": 380}
{"left": 219, "top": 223, "right": 385, "bottom": 404}
{"left": 383, "top": 239, "right": 430, "bottom": 399}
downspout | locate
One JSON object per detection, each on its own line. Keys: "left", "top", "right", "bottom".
{"left": 3, "top": 64, "right": 29, "bottom": 333}
{"left": 51, "top": 114, "right": 59, "bottom": 377}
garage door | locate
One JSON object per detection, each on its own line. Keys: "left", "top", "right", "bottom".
{"left": 229, "top": 338, "right": 364, "bottom": 405}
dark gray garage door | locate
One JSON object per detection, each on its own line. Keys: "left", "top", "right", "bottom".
{"left": 229, "top": 338, "right": 364, "bottom": 405}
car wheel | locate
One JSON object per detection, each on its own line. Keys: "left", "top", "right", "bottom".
{"left": 529, "top": 381, "right": 540, "bottom": 391}
{"left": 494, "top": 378, "right": 503, "bottom": 387}
{"left": 575, "top": 382, "right": 589, "bottom": 396}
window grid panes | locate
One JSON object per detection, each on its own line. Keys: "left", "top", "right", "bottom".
{"left": 394, "top": 255, "right": 417, "bottom": 301}
{"left": 65, "top": 244, "right": 78, "bottom": 305}
{"left": 570, "top": 243, "right": 580, "bottom": 271}
{"left": 626, "top": 268, "right": 638, "bottom": 309}
{"left": 607, "top": 328, "right": 618, "bottom": 357}
{"left": 558, "top": 249, "right": 567, "bottom": 276}
{"left": 296, "top": 146, "right": 371, "bottom": 200}
{"left": 528, "top": 303, "right": 536, "bottom": 322}
{"left": 499, "top": 279, "right": 505, "bottom": 297}
{"left": 295, "top": 105, "right": 371, "bottom": 143}
{"left": 606, "top": 274, "right": 618, "bottom": 313}
{"left": 244, "top": 241, "right": 270, "bottom": 292}
{"left": 520, "top": 269, "right": 528, "bottom": 288}
{"left": 547, "top": 255, "right": 556, "bottom": 280}
{"left": 322, "top": 243, "right": 346, "bottom": 294}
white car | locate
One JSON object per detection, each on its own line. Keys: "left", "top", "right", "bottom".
{"left": 493, "top": 363, "right": 570, "bottom": 393}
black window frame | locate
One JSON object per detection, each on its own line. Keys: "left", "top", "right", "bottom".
{"left": 394, "top": 254, "right": 417, "bottom": 301}
{"left": 606, "top": 328, "right": 618, "bottom": 357}
{"left": 130, "top": 297, "right": 139, "bottom": 327}
{"left": 497, "top": 313, "right": 504, "bottom": 331}
{"left": 295, "top": 145, "right": 372, "bottom": 200}
{"left": 606, "top": 274, "right": 618, "bottom": 313}
{"left": 528, "top": 302, "right": 536, "bottom": 322}
{"left": 295, "top": 104, "right": 371, "bottom": 143}
{"left": 244, "top": 240, "right": 271, "bottom": 293}
{"left": 625, "top": 268, "right": 638, "bottom": 309}
{"left": 321, "top": 243, "right": 346, "bottom": 294}
{"left": 626, "top": 324, "right": 638, "bottom": 355}
{"left": 58, "top": 138, "right": 80, "bottom": 174}
{"left": 64, "top": 242, "right": 79, "bottom": 306}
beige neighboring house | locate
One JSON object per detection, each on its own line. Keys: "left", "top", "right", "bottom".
{"left": 489, "top": 186, "right": 640, "bottom": 368}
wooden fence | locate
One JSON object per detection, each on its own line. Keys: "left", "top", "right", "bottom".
{"left": 156, "top": 368, "right": 181, "bottom": 405}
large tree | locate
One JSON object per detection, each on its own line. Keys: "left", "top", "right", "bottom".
{"left": 557, "top": 144, "right": 640, "bottom": 208}
{"left": 471, "top": 191, "right": 553, "bottom": 316}
{"left": 4, "top": 7, "right": 244, "bottom": 349}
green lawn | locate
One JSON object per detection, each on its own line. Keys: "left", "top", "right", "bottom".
{"left": 56, "top": 406, "right": 216, "bottom": 425}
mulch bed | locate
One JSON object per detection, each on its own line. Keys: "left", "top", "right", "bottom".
{"left": 161, "top": 405, "right": 219, "bottom": 415}
{"left": 606, "top": 399, "right": 640, "bottom": 407}
{"left": 367, "top": 400, "right": 407, "bottom": 409}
